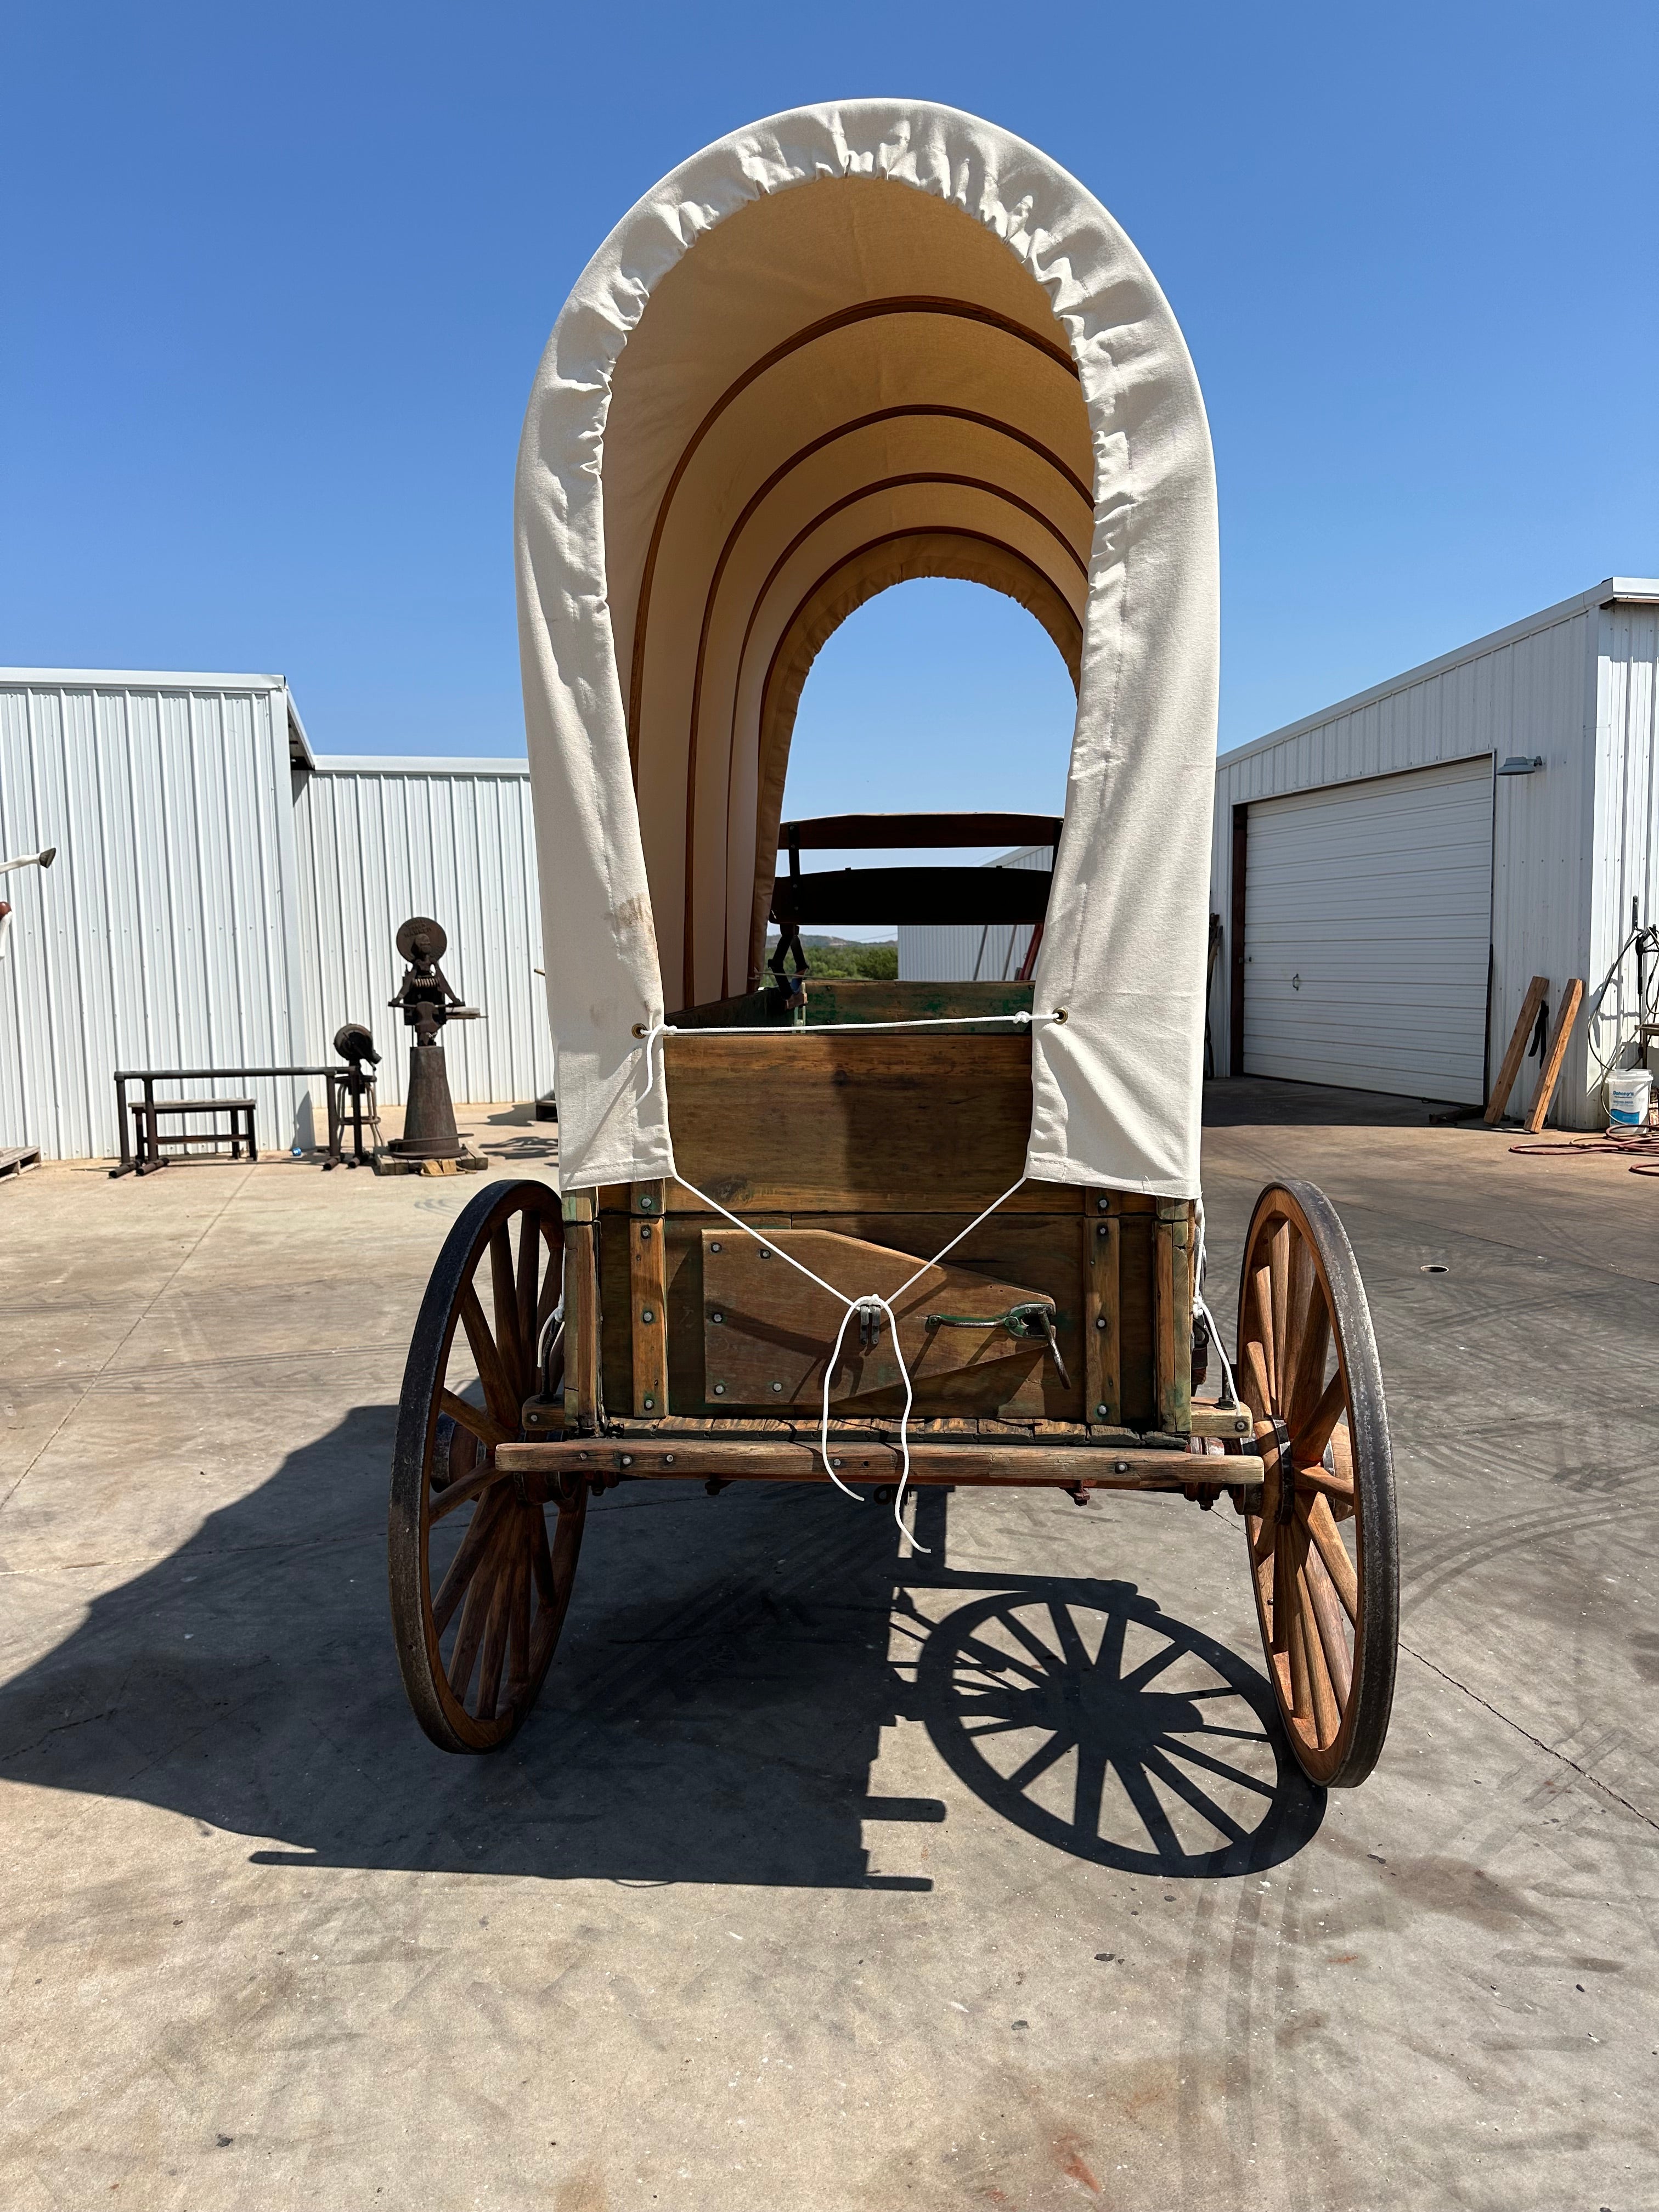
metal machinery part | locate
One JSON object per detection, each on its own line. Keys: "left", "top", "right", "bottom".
{"left": 387, "top": 916, "right": 483, "bottom": 1161}
{"left": 325, "top": 1022, "right": 384, "bottom": 1169}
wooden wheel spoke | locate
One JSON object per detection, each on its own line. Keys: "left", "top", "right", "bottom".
{"left": 1285, "top": 1588, "right": 1313, "bottom": 1720}
{"left": 459, "top": 1280, "right": 521, "bottom": 1430}
{"left": 1299, "top": 1492, "right": 1358, "bottom": 1621}
{"left": 1290, "top": 1454, "right": 1355, "bottom": 1506}
{"left": 1297, "top": 1559, "right": 1341, "bottom": 1747}
{"left": 430, "top": 1457, "right": 513, "bottom": 1522}
{"left": 1267, "top": 1221, "right": 1292, "bottom": 1409}
{"left": 1244, "top": 1339, "right": 1274, "bottom": 1422}
{"left": 517, "top": 1215, "right": 544, "bottom": 1387}
{"left": 1246, "top": 1263, "right": 1276, "bottom": 1405}
{"left": 531, "top": 1503, "right": 556, "bottom": 1606}
{"left": 489, "top": 1227, "right": 524, "bottom": 1393}
{"left": 448, "top": 1509, "right": 515, "bottom": 1702}
{"left": 1271, "top": 1523, "right": 1294, "bottom": 1651}
{"left": 431, "top": 1483, "right": 513, "bottom": 1634}
{"left": 1286, "top": 1291, "right": 1331, "bottom": 1438}
{"left": 475, "top": 1527, "right": 519, "bottom": 1720}
{"left": 439, "top": 1388, "right": 512, "bottom": 1452}
{"left": 1293, "top": 1367, "right": 1347, "bottom": 1465}
{"left": 507, "top": 1541, "right": 533, "bottom": 1695}
{"left": 1304, "top": 1541, "right": 1353, "bottom": 1707}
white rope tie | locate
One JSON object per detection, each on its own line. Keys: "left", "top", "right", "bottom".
{"left": 624, "top": 1009, "right": 1065, "bottom": 1551}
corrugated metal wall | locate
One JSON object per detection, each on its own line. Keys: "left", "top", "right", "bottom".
{"left": 898, "top": 845, "right": 1053, "bottom": 981}
{"left": 292, "top": 759, "right": 551, "bottom": 1107}
{"left": 1210, "top": 587, "right": 1609, "bottom": 1126}
{"left": 1588, "top": 603, "right": 1659, "bottom": 1092}
{"left": 0, "top": 674, "right": 309, "bottom": 1160}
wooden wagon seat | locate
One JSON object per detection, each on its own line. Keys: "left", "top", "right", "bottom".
{"left": 770, "top": 809, "right": 1058, "bottom": 931}
{"left": 601, "top": 177, "right": 1092, "bottom": 1008}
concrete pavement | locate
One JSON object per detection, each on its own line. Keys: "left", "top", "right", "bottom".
{"left": 1, "top": 1086, "right": 1654, "bottom": 2209}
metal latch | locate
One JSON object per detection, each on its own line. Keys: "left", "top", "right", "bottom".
{"left": 923, "top": 1300, "right": 1070, "bottom": 1387}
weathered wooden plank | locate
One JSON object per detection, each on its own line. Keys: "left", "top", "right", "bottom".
{"left": 561, "top": 1216, "right": 601, "bottom": 1432}
{"left": 1084, "top": 1206, "right": 1120, "bottom": 1427}
{"left": 700, "top": 1226, "right": 1057, "bottom": 1414}
{"left": 629, "top": 1179, "right": 669, "bottom": 1417}
{"left": 1154, "top": 1201, "right": 1194, "bottom": 1436}
{"left": 496, "top": 1436, "right": 1266, "bottom": 1487}
{"left": 661, "top": 1031, "right": 1032, "bottom": 1211}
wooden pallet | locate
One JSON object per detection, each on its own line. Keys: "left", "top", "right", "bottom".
{"left": 371, "top": 1147, "right": 488, "bottom": 1178}
{"left": 0, "top": 1144, "right": 41, "bottom": 1181}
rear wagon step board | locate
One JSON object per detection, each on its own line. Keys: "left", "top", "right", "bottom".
{"left": 494, "top": 1437, "right": 1265, "bottom": 1487}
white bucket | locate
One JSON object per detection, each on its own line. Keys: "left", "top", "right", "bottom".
{"left": 1607, "top": 1065, "right": 1654, "bottom": 1128}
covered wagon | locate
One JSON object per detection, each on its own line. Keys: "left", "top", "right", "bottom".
{"left": 388, "top": 100, "right": 1398, "bottom": 1792}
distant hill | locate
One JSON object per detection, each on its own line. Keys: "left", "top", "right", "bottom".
{"left": 765, "top": 932, "right": 898, "bottom": 980}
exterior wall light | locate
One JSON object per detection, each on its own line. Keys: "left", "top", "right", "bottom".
{"left": 1497, "top": 755, "right": 1545, "bottom": 775}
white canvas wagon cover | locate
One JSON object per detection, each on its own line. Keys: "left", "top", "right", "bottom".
{"left": 516, "top": 99, "right": 1218, "bottom": 1198}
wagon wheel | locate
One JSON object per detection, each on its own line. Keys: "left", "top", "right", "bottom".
{"left": 1235, "top": 1180, "right": 1397, "bottom": 1788}
{"left": 388, "top": 1178, "right": 583, "bottom": 1753}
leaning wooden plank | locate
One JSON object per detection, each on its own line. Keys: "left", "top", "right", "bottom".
{"left": 1484, "top": 975, "right": 1550, "bottom": 1125}
{"left": 495, "top": 1436, "right": 1266, "bottom": 1487}
{"left": 1523, "top": 978, "right": 1584, "bottom": 1134}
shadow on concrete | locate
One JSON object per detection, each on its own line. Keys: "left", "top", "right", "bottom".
{"left": 0, "top": 1410, "right": 1320, "bottom": 1887}
{"left": 1204, "top": 1075, "right": 1465, "bottom": 1130}
{"left": 469, "top": 1103, "right": 558, "bottom": 1165}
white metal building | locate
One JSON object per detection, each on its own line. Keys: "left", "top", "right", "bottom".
{"left": 898, "top": 843, "right": 1055, "bottom": 982}
{"left": 0, "top": 669, "right": 549, "bottom": 1160}
{"left": 294, "top": 758, "right": 550, "bottom": 1110}
{"left": 0, "top": 670, "right": 314, "bottom": 1160}
{"left": 1210, "top": 578, "right": 1659, "bottom": 1127}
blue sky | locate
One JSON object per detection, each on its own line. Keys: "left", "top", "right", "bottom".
{"left": 3, "top": 1, "right": 1655, "bottom": 828}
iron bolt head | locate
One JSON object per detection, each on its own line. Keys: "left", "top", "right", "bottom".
{"left": 770, "top": 1381, "right": 783, "bottom": 1393}
{"left": 1096, "top": 1403, "right": 1109, "bottom": 1417}
{"left": 1114, "top": 1460, "right": 1130, "bottom": 1474}
{"left": 711, "top": 1311, "right": 724, "bottom": 1323}
{"left": 664, "top": 1453, "right": 675, "bottom": 1465}
{"left": 710, "top": 1240, "right": 722, "bottom": 1252}
{"left": 620, "top": 1454, "right": 633, "bottom": 1466}
{"left": 713, "top": 1383, "right": 726, "bottom": 1396}
{"left": 641, "top": 1307, "right": 655, "bottom": 1324}
{"left": 642, "top": 1395, "right": 655, "bottom": 1410}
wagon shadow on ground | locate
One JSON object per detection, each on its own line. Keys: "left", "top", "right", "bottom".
{"left": 0, "top": 1407, "right": 1321, "bottom": 1887}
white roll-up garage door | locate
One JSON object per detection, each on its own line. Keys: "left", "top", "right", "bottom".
{"left": 1243, "top": 755, "right": 1494, "bottom": 1103}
